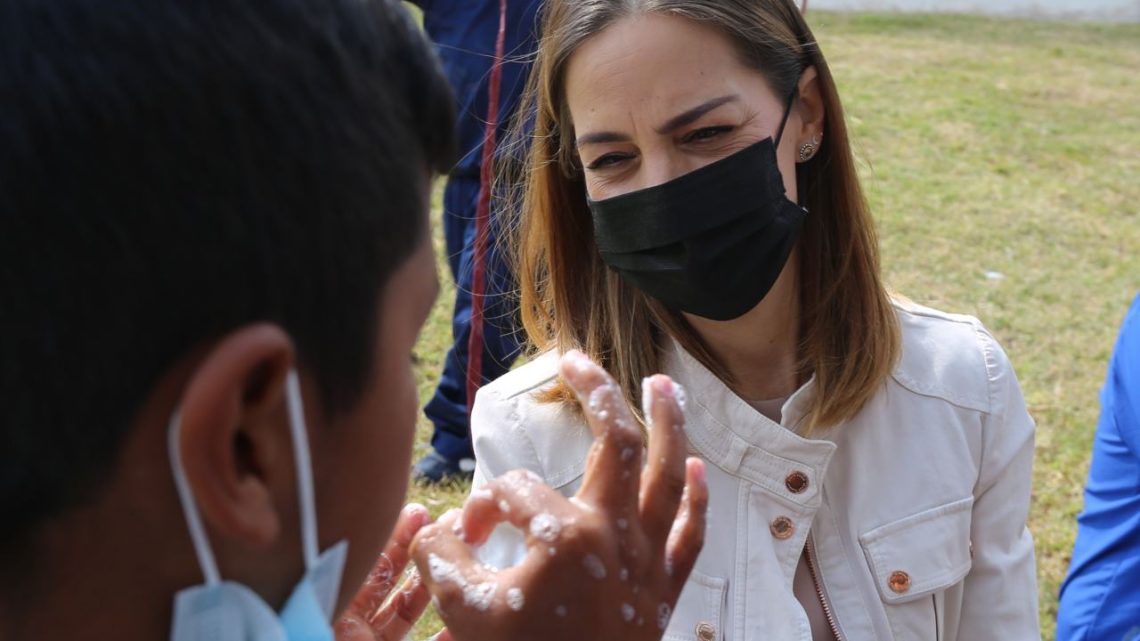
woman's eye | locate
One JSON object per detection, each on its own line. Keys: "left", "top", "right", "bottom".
{"left": 683, "top": 126, "right": 734, "bottom": 144}
{"left": 587, "top": 153, "right": 631, "bottom": 170}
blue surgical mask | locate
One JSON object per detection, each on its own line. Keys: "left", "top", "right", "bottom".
{"left": 168, "top": 371, "right": 349, "bottom": 641}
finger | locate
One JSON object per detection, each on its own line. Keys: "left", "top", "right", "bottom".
{"left": 370, "top": 567, "right": 432, "bottom": 641}
{"left": 559, "top": 351, "right": 643, "bottom": 512}
{"left": 348, "top": 503, "right": 432, "bottom": 618}
{"left": 638, "top": 375, "right": 689, "bottom": 540}
{"left": 383, "top": 503, "right": 432, "bottom": 569}
{"left": 410, "top": 511, "right": 500, "bottom": 620}
{"left": 662, "top": 458, "right": 708, "bottom": 599}
{"left": 333, "top": 614, "right": 376, "bottom": 641}
{"left": 461, "top": 469, "right": 575, "bottom": 547}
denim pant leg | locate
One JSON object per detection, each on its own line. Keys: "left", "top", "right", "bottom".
{"left": 424, "top": 176, "right": 522, "bottom": 461}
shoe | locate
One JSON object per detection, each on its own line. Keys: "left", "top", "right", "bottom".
{"left": 413, "top": 450, "right": 476, "bottom": 484}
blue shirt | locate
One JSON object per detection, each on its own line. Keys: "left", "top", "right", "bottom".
{"left": 1058, "top": 293, "right": 1140, "bottom": 641}
{"left": 414, "top": 0, "right": 542, "bottom": 175}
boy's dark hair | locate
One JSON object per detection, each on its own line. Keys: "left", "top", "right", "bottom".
{"left": 0, "top": 0, "right": 454, "bottom": 547}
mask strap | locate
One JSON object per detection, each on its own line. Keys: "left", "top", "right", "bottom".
{"left": 168, "top": 410, "right": 223, "bottom": 586}
{"left": 167, "top": 368, "right": 321, "bottom": 586}
{"left": 773, "top": 87, "right": 799, "bottom": 149}
{"left": 285, "top": 370, "right": 320, "bottom": 571}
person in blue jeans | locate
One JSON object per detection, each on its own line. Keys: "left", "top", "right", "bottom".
{"left": 409, "top": 0, "right": 542, "bottom": 482}
{"left": 1057, "top": 293, "right": 1140, "bottom": 641}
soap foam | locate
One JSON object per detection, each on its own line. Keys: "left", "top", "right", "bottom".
{"left": 427, "top": 553, "right": 499, "bottom": 613}
{"left": 529, "top": 513, "right": 562, "bottom": 542}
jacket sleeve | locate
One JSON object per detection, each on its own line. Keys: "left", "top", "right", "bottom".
{"left": 1110, "top": 295, "right": 1140, "bottom": 455}
{"left": 957, "top": 329, "right": 1041, "bottom": 640}
{"left": 469, "top": 384, "right": 543, "bottom": 570}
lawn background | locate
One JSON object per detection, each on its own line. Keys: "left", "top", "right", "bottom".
{"left": 404, "top": 8, "right": 1140, "bottom": 639}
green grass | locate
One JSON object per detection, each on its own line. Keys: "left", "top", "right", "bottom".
{"left": 406, "top": 12, "right": 1140, "bottom": 640}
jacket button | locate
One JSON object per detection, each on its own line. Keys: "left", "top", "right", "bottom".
{"left": 769, "top": 516, "right": 795, "bottom": 540}
{"left": 889, "top": 571, "right": 911, "bottom": 594}
{"left": 785, "top": 471, "right": 809, "bottom": 494}
{"left": 695, "top": 622, "right": 717, "bottom": 641}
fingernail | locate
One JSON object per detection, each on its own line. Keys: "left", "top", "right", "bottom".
{"left": 560, "top": 350, "right": 593, "bottom": 386}
{"left": 653, "top": 376, "right": 675, "bottom": 400}
{"left": 586, "top": 382, "right": 619, "bottom": 418}
{"left": 469, "top": 486, "right": 494, "bottom": 503}
{"left": 690, "top": 458, "right": 706, "bottom": 484}
{"left": 641, "top": 377, "right": 654, "bottom": 424}
{"left": 674, "top": 382, "right": 687, "bottom": 410}
{"left": 404, "top": 502, "right": 431, "bottom": 525}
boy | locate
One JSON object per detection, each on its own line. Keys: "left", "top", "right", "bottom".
{"left": 0, "top": 1, "right": 706, "bottom": 640}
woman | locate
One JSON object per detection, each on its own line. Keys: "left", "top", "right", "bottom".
{"left": 470, "top": 1, "right": 1040, "bottom": 639}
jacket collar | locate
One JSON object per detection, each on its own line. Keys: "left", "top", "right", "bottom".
{"left": 664, "top": 341, "right": 836, "bottom": 504}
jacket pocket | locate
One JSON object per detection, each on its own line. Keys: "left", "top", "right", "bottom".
{"left": 859, "top": 497, "right": 974, "bottom": 639}
{"left": 663, "top": 570, "right": 727, "bottom": 641}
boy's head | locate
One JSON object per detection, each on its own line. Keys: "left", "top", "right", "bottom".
{"left": 0, "top": 0, "right": 453, "bottom": 635}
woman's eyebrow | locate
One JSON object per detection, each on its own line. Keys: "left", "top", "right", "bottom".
{"left": 574, "top": 94, "right": 740, "bottom": 147}
{"left": 654, "top": 94, "right": 740, "bottom": 134}
{"left": 576, "top": 130, "right": 631, "bottom": 146}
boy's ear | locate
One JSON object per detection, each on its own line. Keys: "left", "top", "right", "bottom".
{"left": 176, "top": 323, "right": 296, "bottom": 549}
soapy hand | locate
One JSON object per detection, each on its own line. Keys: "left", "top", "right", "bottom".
{"left": 411, "top": 350, "right": 709, "bottom": 641}
{"left": 335, "top": 504, "right": 434, "bottom": 641}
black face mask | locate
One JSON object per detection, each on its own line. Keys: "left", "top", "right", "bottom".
{"left": 587, "top": 95, "right": 808, "bottom": 321}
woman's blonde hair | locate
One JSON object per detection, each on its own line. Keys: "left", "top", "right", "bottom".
{"left": 506, "top": 0, "right": 900, "bottom": 433}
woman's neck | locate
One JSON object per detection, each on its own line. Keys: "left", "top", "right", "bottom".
{"left": 685, "top": 257, "right": 801, "bottom": 401}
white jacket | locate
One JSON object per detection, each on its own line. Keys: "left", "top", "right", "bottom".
{"left": 470, "top": 302, "right": 1041, "bottom": 641}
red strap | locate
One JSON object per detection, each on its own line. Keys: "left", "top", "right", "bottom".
{"left": 466, "top": 0, "right": 508, "bottom": 416}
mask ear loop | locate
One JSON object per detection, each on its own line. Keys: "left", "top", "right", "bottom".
{"left": 773, "top": 86, "right": 811, "bottom": 209}
{"left": 167, "top": 369, "right": 321, "bottom": 586}
{"left": 168, "top": 410, "right": 223, "bottom": 586}
{"left": 773, "top": 87, "right": 800, "bottom": 150}
{"left": 284, "top": 370, "right": 320, "bottom": 572}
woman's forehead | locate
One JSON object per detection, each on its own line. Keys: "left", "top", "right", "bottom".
{"left": 566, "top": 14, "right": 738, "bottom": 94}
{"left": 564, "top": 14, "right": 775, "bottom": 129}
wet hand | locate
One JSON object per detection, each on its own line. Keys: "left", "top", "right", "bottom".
{"left": 335, "top": 504, "right": 434, "bottom": 641}
{"left": 410, "top": 350, "right": 709, "bottom": 641}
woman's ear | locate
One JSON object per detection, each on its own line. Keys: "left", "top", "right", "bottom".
{"left": 176, "top": 323, "right": 296, "bottom": 550}
{"left": 795, "top": 66, "right": 826, "bottom": 149}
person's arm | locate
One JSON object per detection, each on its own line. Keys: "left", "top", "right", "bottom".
{"left": 956, "top": 331, "right": 1041, "bottom": 639}
{"left": 1111, "top": 296, "right": 1140, "bottom": 455}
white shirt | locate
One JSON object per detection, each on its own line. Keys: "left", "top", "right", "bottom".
{"left": 469, "top": 301, "right": 1041, "bottom": 641}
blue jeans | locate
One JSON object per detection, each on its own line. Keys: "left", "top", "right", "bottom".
{"left": 423, "top": 175, "right": 522, "bottom": 461}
